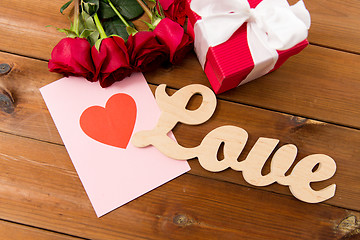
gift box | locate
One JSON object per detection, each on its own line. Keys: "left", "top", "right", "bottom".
{"left": 185, "top": 0, "right": 311, "bottom": 94}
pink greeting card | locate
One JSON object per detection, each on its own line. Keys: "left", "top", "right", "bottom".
{"left": 40, "top": 73, "right": 190, "bottom": 217}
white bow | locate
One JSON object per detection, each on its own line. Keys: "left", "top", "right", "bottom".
{"left": 191, "top": 0, "right": 311, "bottom": 85}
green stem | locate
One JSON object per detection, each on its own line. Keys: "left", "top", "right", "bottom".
{"left": 107, "top": 0, "right": 130, "bottom": 27}
{"left": 135, "top": 0, "right": 153, "bottom": 19}
{"left": 73, "top": 0, "right": 80, "bottom": 36}
{"left": 94, "top": 13, "right": 107, "bottom": 39}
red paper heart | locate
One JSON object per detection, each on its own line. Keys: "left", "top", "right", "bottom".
{"left": 80, "top": 93, "right": 137, "bottom": 149}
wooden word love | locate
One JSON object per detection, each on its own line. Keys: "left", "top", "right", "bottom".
{"left": 132, "top": 84, "right": 336, "bottom": 203}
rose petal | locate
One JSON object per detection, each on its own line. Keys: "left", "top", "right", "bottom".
{"left": 172, "top": 33, "right": 194, "bottom": 64}
{"left": 91, "top": 36, "right": 132, "bottom": 87}
{"left": 158, "top": 0, "right": 174, "bottom": 10}
{"left": 126, "top": 32, "right": 168, "bottom": 72}
{"left": 159, "top": 0, "right": 186, "bottom": 25}
{"left": 154, "top": 18, "right": 184, "bottom": 61}
{"left": 48, "top": 37, "right": 95, "bottom": 81}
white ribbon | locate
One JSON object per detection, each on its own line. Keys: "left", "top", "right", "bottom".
{"left": 190, "top": 0, "right": 311, "bottom": 85}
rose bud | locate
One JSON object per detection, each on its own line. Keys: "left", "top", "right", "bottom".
{"left": 126, "top": 31, "right": 168, "bottom": 72}
{"left": 158, "top": 0, "right": 186, "bottom": 26}
{"left": 48, "top": 37, "right": 95, "bottom": 81}
{"left": 91, "top": 36, "right": 132, "bottom": 88}
{"left": 154, "top": 18, "right": 194, "bottom": 64}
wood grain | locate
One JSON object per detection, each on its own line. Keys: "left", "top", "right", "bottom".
{"left": 133, "top": 84, "right": 337, "bottom": 204}
{"left": 0, "top": 52, "right": 63, "bottom": 143}
{"left": 0, "top": 131, "right": 357, "bottom": 239}
{"left": 0, "top": 0, "right": 359, "bottom": 62}
{"left": 0, "top": 0, "right": 69, "bottom": 60}
{"left": 1, "top": 44, "right": 360, "bottom": 143}
{"left": 1, "top": 3, "right": 360, "bottom": 128}
{"left": 0, "top": 220, "right": 82, "bottom": 240}
{"left": 0, "top": 51, "right": 360, "bottom": 211}
{"left": 145, "top": 45, "right": 360, "bottom": 129}
{"left": 300, "top": 0, "right": 360, "bottom": 53}
{"left": 1, "top": 0, "right": 359, "bottom": 238}
{"left": 182, "top": 97, "right": 360, "bottom": 211}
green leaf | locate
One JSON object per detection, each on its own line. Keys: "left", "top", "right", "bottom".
{"left": 99, "top": 0, "right": 144, "bottom": 20}
{"left": 79, "top": 11, "right": 97, "bottom": 31}
{"left": 94, "top": 38, "right": 103, "bottom": 51}
{"left": 88, "top": 31, "right": 100, "bottom": 46}
{"left": 79, "top": 29, "right": 95, "bottom": 39}
{"left": 98, "top": 1, "right": 116, "bottom": 19}
{"left": 82, "top": 0, "right": 100, "bottom": 16}
{"left": 102, "top": 18, "right": 135, "bottom": 40}
{"left": 142, "top": 20, "right": 155, "bottom": 31}
{"left": 60, "top": 0, "right": 73, "bottom": 14}
{"left": 57, "top": 28, "right": 78, "bottom": 38}
{"left": 80, "top": 29, "right": 93, "bottom": 38}
{"left": 79, "top": 11, "right": 100, "bottom": 45}
{"left": 126, "top": 26, "right": 138, "bottom": 36}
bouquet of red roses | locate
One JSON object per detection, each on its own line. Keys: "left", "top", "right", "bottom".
{"left": 48, "top": 0, "right": 193, "bottom": 87}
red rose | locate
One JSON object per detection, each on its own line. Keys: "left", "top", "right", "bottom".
{"left": 154, "top": 18, "right": 193, "bottom": 64}
{"left": 158, "top": 0, "right": 186, "bottom": 26}
{"left": 48, "top": 37, "right": 95, "bottom": 81}
{"left": 126, "top": 31, "right": 168, "bottom": 72}
{"left": 91, "top": 36, "right": 132, "bottom": 88}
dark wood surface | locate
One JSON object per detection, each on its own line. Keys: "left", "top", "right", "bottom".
{"left": 1, "top": 0, "right": 360, "bottom": 239}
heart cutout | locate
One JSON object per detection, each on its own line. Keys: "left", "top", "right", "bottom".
{"left": 80, "top": 93, "right": 137, "bottom": 149}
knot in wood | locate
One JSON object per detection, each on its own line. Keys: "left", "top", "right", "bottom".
{"left": 0, "top": 88, "right": 15, "bottom": 114}
{"left": 338, "top": 215, "right": 359, "bottom": 238}
{"left": 0, "top": 63, "right": 11, "bottom": 75}
{"left": 290, "top": 116, "right": 307, "bottom": 125}
{"left": 173, "top": 214, "right": 194, "bottom": 227}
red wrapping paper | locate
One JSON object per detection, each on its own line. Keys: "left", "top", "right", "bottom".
{"left": 185, "top": 0, "right": 309, "bottom": 94}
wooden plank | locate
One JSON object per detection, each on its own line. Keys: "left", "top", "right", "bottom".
{"left": 0, "top": 53, "right": 63, "bottom": 144}
{"left": 0, "top": 0, "right": 69, "bottom": 60}
{"left": 0, "top": 131, "right": 357, "bottom": 239}
{"left": 298, "top": 0, "right": 360, "bottom": 53}
{"left": 132, "top": 84, "right": 337, "bottom": 204}
{"left": 0, "top": 0, "right": 359, "bottom": 61}
{"left": 145, "top": 45, "right": 360, "bottom": 128}
{"left": 2, "top": 43, "right": 360, "bottom": 136}
{"left": 0, "top": 220, "right": 82, "bottom": 240}
{"left": 1, "top": 51, "right": 360, "bottom": 211}
{"left": 179, "top": 93, "right": 360, "bottom": 212}
{"left": 0, "top": 1, "right": 358, "bottom": 239}
{"left": 2, "top": 4, "right": 359, "bottom": 129}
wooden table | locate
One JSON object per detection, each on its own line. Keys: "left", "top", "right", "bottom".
{"left": 1, "top": 0, "right": 359, "bottom": 239}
